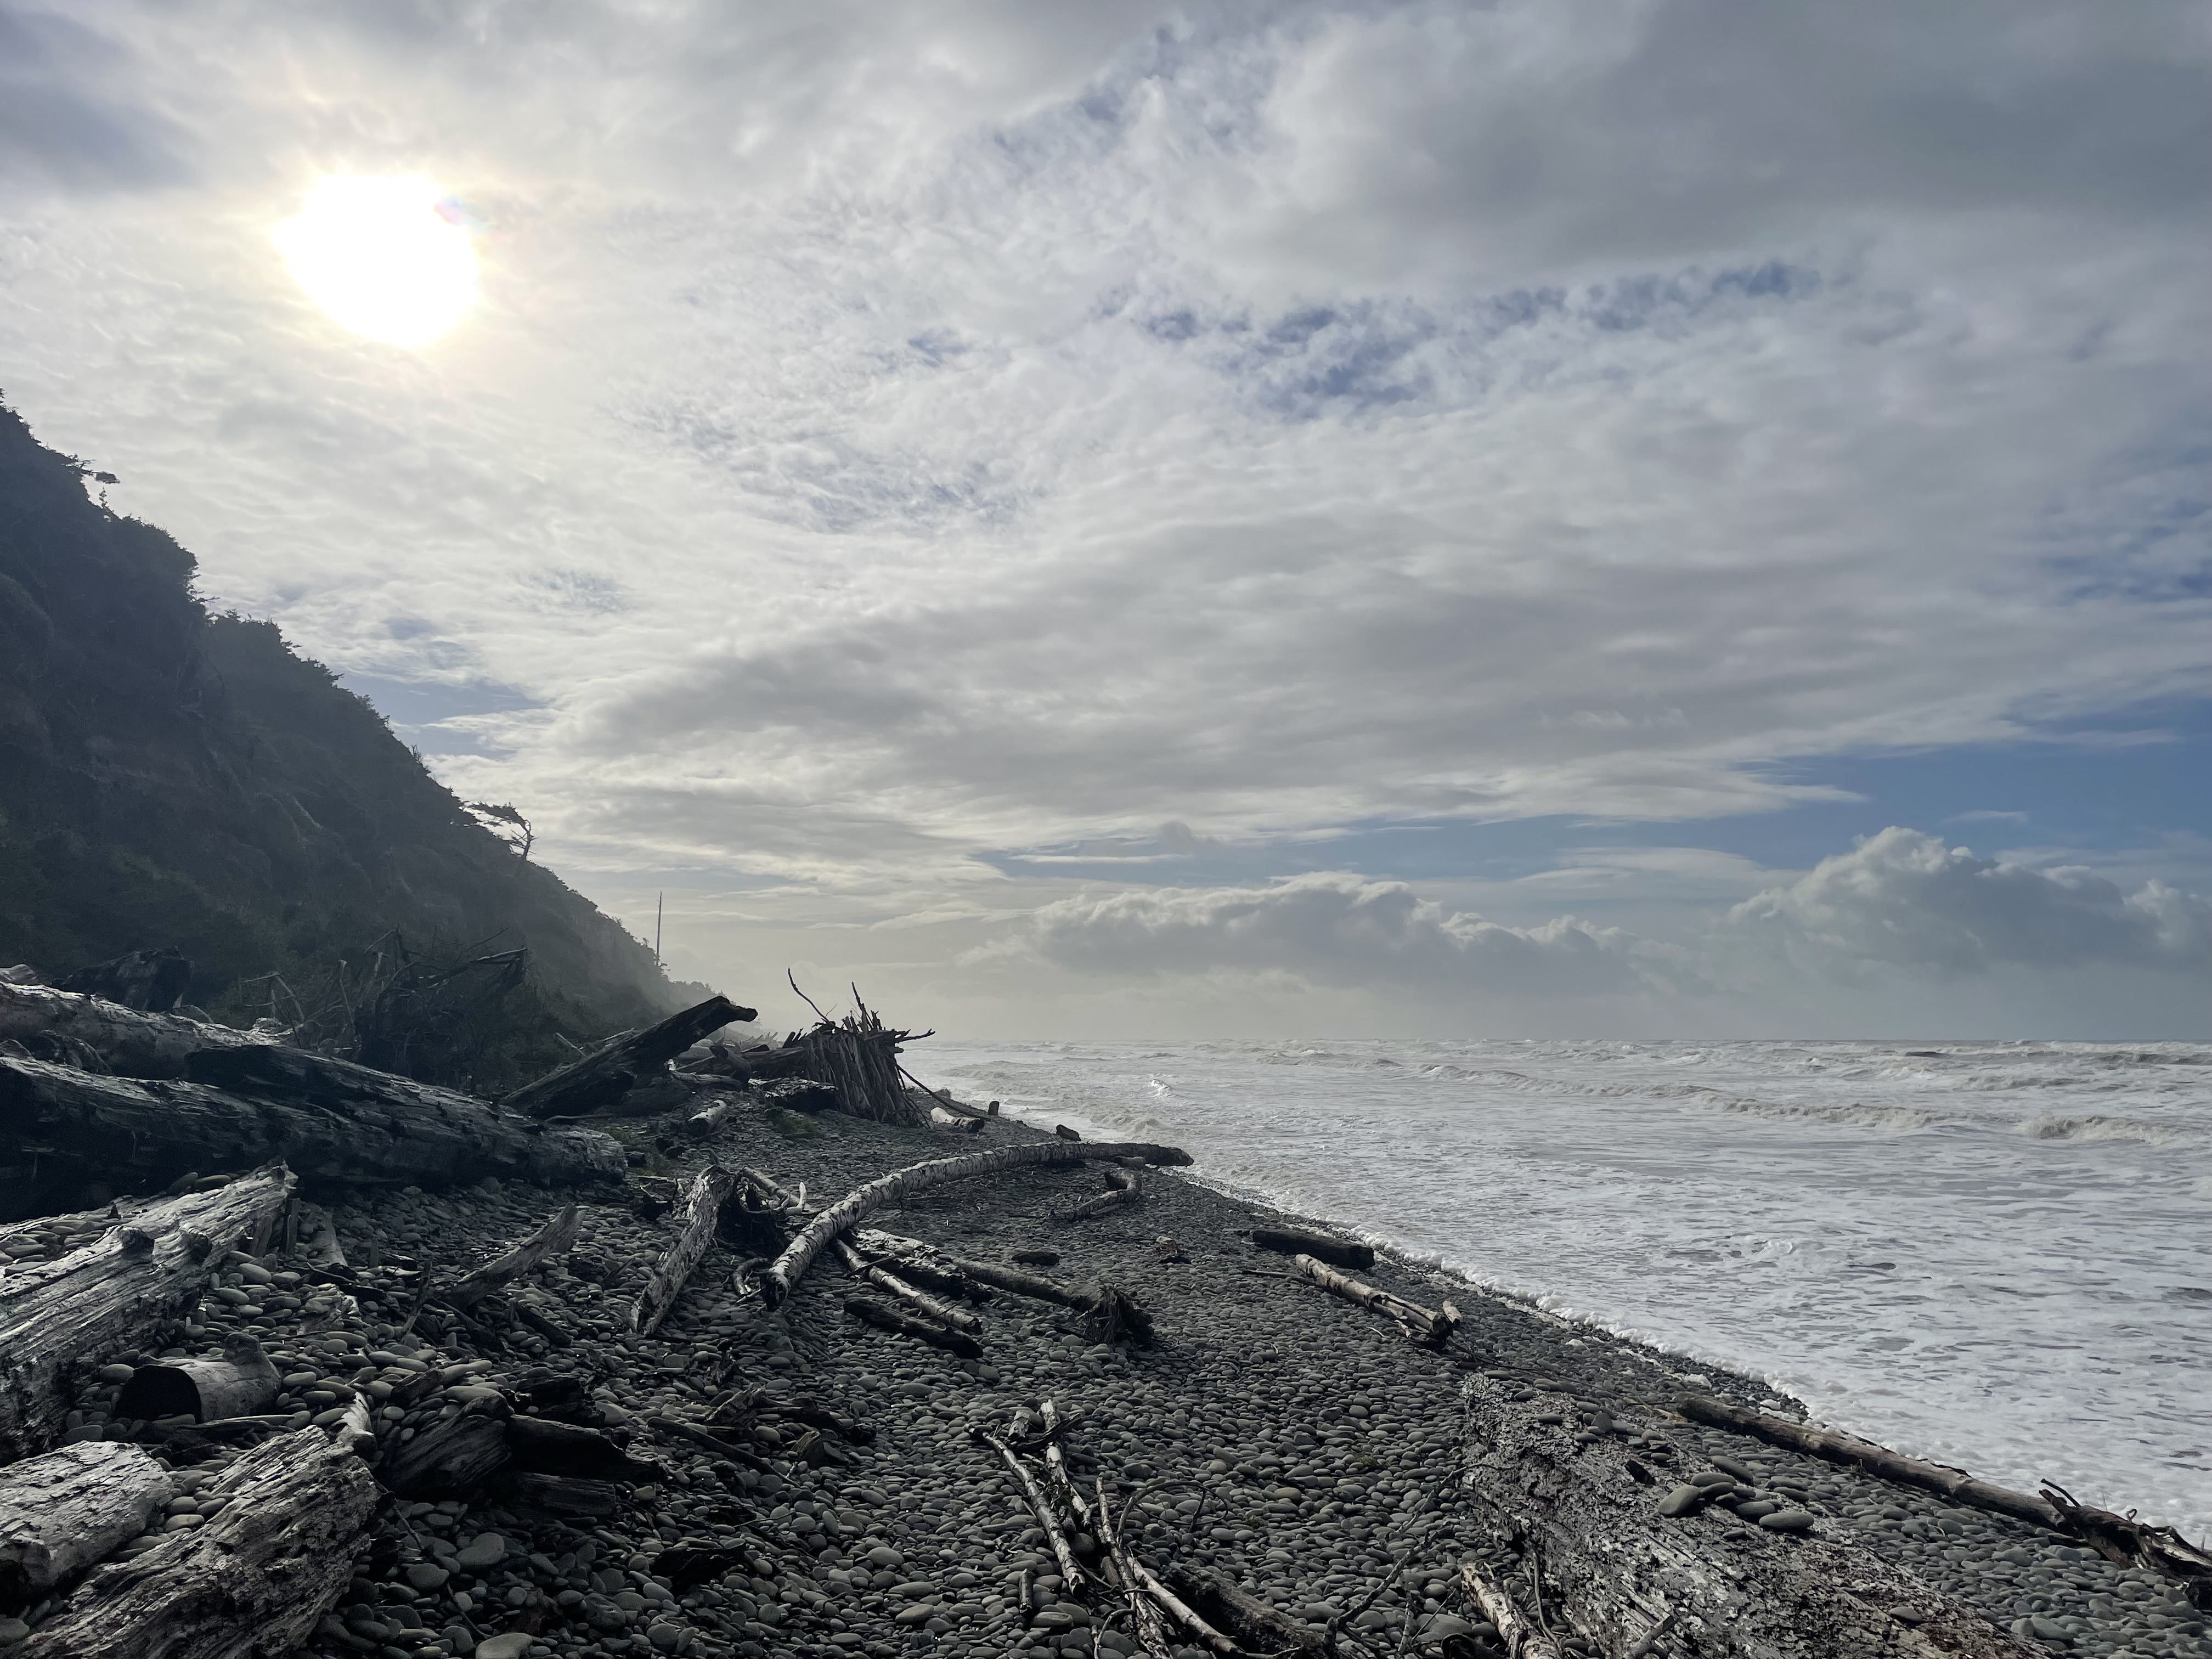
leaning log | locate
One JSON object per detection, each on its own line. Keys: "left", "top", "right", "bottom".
{"left": 1293, "top": 1253, "right": 1457, "bottom": 1346}
{"left": 0, "top": 1054, "right": 623, "bottom": 1202}
{"left": 632, "top": 1166, "right": 737, "bottom": 1336}
{"left": 0, "top": 1442, "right": 173, "bottom": 1603}
{"left": 0, "top": 984, "right": 267, "bottom": 1080}
{"left": 17, "top": 1424, "right": 376, "bottom": 1659}
{"left": 757, "top": 1138, "right": 1192, "bottom": 1306}
{"left": 1679, "top": 1394, "right": 2212, "bottom": 1605}
{"left": 443, "top": 1204, "right": 580, "bottom": 1310}
{"left": 0, "top": 1168, "right": 293, "bottom": 1464}
{"left": 1459, "top": 1378, "right": 2034, "bottom": 1657}
{"left": 503, "top": 995, "right": 755, "bottom": 1119}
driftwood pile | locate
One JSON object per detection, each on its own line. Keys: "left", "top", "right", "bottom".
{"left": 1, "top": 973, "right": 2205, "bottom": 1659}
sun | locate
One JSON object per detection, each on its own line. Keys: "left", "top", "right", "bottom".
{"left": 274, "top": 176, "right": 478, "bottom": 348}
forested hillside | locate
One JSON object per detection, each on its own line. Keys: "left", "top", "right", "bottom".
{"left": 0, "top": 400, "right": 681, "bottom": 1086}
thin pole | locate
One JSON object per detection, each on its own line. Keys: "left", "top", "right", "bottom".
{"left": 654, "top": 892, "right": 664, "bottom": 968}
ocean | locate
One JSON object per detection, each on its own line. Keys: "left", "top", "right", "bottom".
{"left": 901, "top": 1037, "right": 2212, "bottom": 1538}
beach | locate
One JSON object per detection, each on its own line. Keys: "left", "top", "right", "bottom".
{"left": 16, "top": 1096, "right": 2208, "bottom": 1658}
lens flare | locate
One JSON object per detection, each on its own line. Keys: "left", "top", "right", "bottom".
{"left": 274, "top": 176, "right": 478, "bottom": 347}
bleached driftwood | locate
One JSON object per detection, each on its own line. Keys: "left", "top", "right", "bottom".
{"left": 1459, "top": 1377, "right": 2036, "bottom": 1658}
{"left": 1050, "top": 1165, "right": 1141, "bottom": 1225}
{"left": 843, "top": 1294, "right": 983, "bottom": 1357}
{"left": 632, "top": 1166, "right": 737, "bottom": 1336}
{"left": 1251, "top": 1226, "right": 1373, "bottom": 1269}
{"left": 16, "top": 1424, "right": 376, "bottom": 1659}
{"left": 973, "top": 1425, "right": 1086, "bottom": 1590}
{"left": 0, "top": 1054, "right": 622, "bottom": 1201}
{"left": 0, "top": 1168, "right": 294, "bottom": 1464}
{"left": 1293, "top": 1252, "right": 1458, "bottom": 1346}
{"left": 0, "top": 1442, "right": 173, "bottom": 1601}
{"left": 0, "top": 983, "right": 268, "bottom": 1079}
{"left": 443, "top": 1204, "right": 580, "bottom": 1310}
{"left": 1679, "top": 1394, "right": 2212, "bottom": 1606}
{"left": 1460, "top": 1562, "right": 1561, "bottom": 1659}
{"left": 758, "top": 1137, "right": 1190, "bottom": 1306}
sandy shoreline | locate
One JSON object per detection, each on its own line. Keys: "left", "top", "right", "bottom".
{"left": 16, "top": 1099, "right": 2207, "bottom": 1659}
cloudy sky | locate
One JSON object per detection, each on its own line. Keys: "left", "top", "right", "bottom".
{"left": 4, "top": 0, "right": 2207, "bottom": 1037}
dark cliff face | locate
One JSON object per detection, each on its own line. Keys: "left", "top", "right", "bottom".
{"left": 0, "top": 399, "right": 681, "bottom": 1080}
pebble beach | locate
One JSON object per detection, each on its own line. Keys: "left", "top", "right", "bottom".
{"left": 14, "top": 1101, "right": 2209, "bottom": 1659}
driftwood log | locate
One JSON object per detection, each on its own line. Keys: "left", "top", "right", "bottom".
{"left": 1293, "top": 1253, "right": 1458, "bottom": 1346}
{"left": 378, "top": 1391, "right": 512, "bottom": 1498}
{"left": 444, "top": 1204, "right": 580, "bottom": 1310}
{"left": 18, "top": 1424, "right": 376, "bottom": 1659}
{"left": 1459, "top": 1377, "right": 2035, "bottom": 1657}
{"left": 1, "top": 1056, "right": 621, "bottom": 1212}
{"left": 503, "top": 996, "right": 754, "bottom": 1119}
{"left": 1679, "top": 1395, "right": 2212, "bottom": 1607}
{"left": 632, "top": 1166, "right": 737, "bottom": 1336}
{"left": 1460, "top": 1562, "right": 1560, "bottom": 1659}
{"left": 0, "top": 984, "right": 268, "bottom": 1080}
{"left": 757, "top": 1138, "right": 1191, "bottom": 1306}
{"left": 112, "top": 1334, "right": 280, "bottom": 1423}
{"left": 0, "top": 1442, "right": 172, "bottom": 1604}
{"left": 0, "top": 1168, "right": 294, "bottom": 1463}
{"left": 864, "top": 1233, "right": 1155, "bottom": 1345}
{"left": 1051, "top": 1165, "right": 1141, "bottom": 1225}
{"left": 1159, "top": 1561, "right": 1326, "bottom": 1655}
{"left": 684, "top": 1097, "right": 741, "bottom": 1140}
{"left": 843, "top": 1294, "right": 983, "bottom": 1357}
{"left": 1251, "top": 1227, "right": 1374, "bottom": 1270}
{"left": 973, "top": 1426, "right": 1086, "bottom": 1589}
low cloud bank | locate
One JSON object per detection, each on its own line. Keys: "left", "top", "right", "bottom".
{"left": 995, "top": 831, "right": 2210, "bottom": 998}
{"left": 1727, "top": 827, "right": 2212, "bottom": 978}
{"left": 1013, "top": 870, "right": 1680, "bottom": 996}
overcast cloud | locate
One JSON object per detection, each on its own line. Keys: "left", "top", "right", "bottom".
{"left": 1, "top": 0, "right": 2205, "bottom": 1034}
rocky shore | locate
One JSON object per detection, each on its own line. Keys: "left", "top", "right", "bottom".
{"left": 8, "top": 1098, "right": 2207, "bottom": 1659}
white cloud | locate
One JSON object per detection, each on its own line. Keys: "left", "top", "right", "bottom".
{"left": 1001, "top": 870, "right": 1686, "bottom": 996}
{"left": 1727, "top": 827, "right": 2212, "bottom": 978}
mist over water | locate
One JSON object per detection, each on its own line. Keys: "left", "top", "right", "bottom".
{"left": 904, "top": 1037, "right": 2212, "bottom": 1537}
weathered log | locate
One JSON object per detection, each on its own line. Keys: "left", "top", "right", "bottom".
{"left": 973, "top": 1426, "right": 1086, "bottom": 1590}
{"left": 0, "top": 1169, "right": 293, "bottom": 1464}
{"left": 503, "top": 996, "right": 754, "bottom": 1120}
{"left": 834, "top": 1240, "right": 981, "bottom": 1331}
{"left": 505, "top": 1417, "right": 658, "bottom": 1482}
{"left": 866, "top": 1232, "right": 1155, "bottom": 1345}
{"left": 645, "top": 1415, "right": 775, "bottom": 1477}
{"left": 1460, "top": 1562, "right": 1559, "bottom": 1659}
{"left": 1131, "top": 1561, "right": 1239, "bottom": 1658}
{"left": 0, "top": 1442, "right": 173, "bottom": 1603}
{"left": 1038, "top": 1400, "right": 1091, "bottom": 1530}
{"left": 113, "top": 1334, "right": 280, "bottom": 1422}
{"left": 378, "top": 1392, "right": 512, "bottom": 1497}
{"left": 1679, "top": 1395, "right": 2212, "bottom": 1606}
{"left": 1051, "top": 1165, "right": 1142, "bottom": 1225}
{"left": 684, "top": 1097, "right": 741, "bottom": 1140}
{"left": 1460, "top": 1378, "right": 2034, "bottom": 1658}
{"left": 758, "top": 1138, "right": 1191, "bottom": 1306}
{"left": 18, "top": 1424, "right": 376, "bottom": 1659}
{"left": 1160, "top": 1561, "right": 1325, "bottom": 1654}
{"left": 843, "top": 1294, "right": 983, "bottom": 1357}
{"left": 1293, "top": 1254, "right": 1457, "bottom": 1346}
{"left": 632, "top": 1165, "right": 736, "bottom": 1336}
{"left": 1093, "top": 1479, "right": 1176, "bottom": 1659}
{"left": 443, "top": 1205, "right": 580, "bottom": 1311}
{"left": 0, "top": 984, "right": 268, "bottom": 1080}
{"left": 1251, "top": 1227, "right": 1373, "bottom": 1271}
{"left": 506, "top": 1472, "right": 627, "bottom": 1518}
{"left": 899, "top": 1065, "right": 986, "bottom": 1117}
{"left": 1, "top": 1055, "right": 623, "bottom": 1201}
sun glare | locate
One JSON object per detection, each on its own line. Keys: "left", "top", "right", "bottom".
{"left": 275, "top": 176, "right": 477, "bottom": 347}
